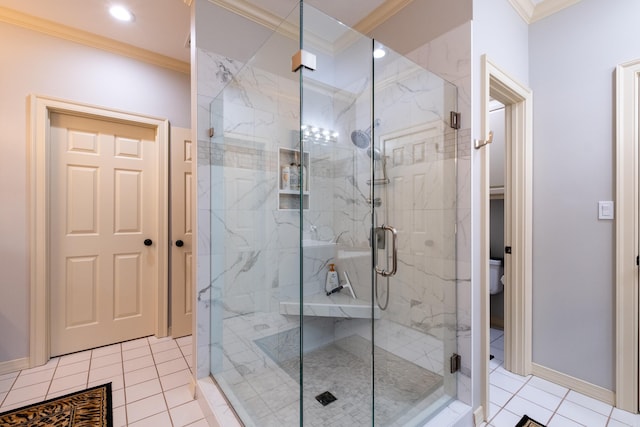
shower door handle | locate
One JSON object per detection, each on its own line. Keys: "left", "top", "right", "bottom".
{"left": 375, "top": 225, "right": 398, "bottom": 277}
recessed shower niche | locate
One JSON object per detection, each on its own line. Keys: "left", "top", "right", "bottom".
{"left": 278, "top": 146, "right": 310, "bottom": 210}
{"left": 204, "top": 2, "right": 459, "bottom": 425}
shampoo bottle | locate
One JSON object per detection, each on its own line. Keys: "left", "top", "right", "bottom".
{"left": 325, "top": 263, "right": 339, "bottom": 293}
{"left": 281, "top": 165, "right": 290, "bottom": 190}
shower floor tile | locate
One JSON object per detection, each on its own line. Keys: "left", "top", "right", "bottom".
{"left": 215, "top": 312, "right": 449, "bottom": 426}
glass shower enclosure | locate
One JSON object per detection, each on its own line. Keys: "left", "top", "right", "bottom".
{"left": 208, "top": 3, "right": 458, "bottom": 426}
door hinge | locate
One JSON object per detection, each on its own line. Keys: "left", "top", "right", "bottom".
{"left": 450, "top": 353, "right": 461, "bottom": 374}
{"left": 450, "top": 111, "right": 461, "bottom": 129}
{"left": 208, "top": 127, "right": 215, "bottom": 138}
{"left": 636, "top": 255, "right": 639, "bottom": 266}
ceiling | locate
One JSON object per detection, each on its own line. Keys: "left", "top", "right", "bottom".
{"left": 0, "top": 0, "right": 578, "bottom": 72}
{"left": 0, "top": 0, "right": 387, "bottom": 67}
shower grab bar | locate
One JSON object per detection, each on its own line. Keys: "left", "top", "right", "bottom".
{"left": 375, "top": 225, "right": 398, "bottom": 277}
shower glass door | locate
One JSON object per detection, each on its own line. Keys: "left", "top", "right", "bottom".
{"left": 300, "top": 5, "right": 458, "bottom": 426}
{"left": 370, "top": 42, "right": 459, "bottom": 424}
{"left": 299, "top": 5, "right": 375, "bottom": 425}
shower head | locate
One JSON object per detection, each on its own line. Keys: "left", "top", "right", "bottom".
{"left": 350, "top": 129, "right": 370, "bottom": 148}
{"left": 350, "top": 119, "right": 381, "bottom": 149}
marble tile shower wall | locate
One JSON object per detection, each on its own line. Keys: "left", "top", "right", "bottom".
{"left": 407, "top": 21, "right": 473, "bottom": 405}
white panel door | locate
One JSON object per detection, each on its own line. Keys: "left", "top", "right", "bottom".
{"left": 170, "top": 127, "right": 193, "bottom": 338}
{"left": 50, "top": 112, "right": 158, "bottom": 356}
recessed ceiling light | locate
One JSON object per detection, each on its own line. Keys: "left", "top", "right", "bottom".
{"left": 109, "top": 5, "right": 135, "bottom": 22}
{"left": 373, "top": 48, "right": 386, "bottom": 59}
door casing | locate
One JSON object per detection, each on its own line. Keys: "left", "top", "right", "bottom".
{"left": 28, "top": 95, "right": 169, "bottom": 367}
{"left": 479, "top": 55, "right": 533, "bottom": 421}
{"left": 615, "top": 58, "right": 640, "bottom": 413}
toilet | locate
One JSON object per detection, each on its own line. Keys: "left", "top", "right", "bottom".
{"left": 489, "top": 259, "right": 504, "bottom": 294}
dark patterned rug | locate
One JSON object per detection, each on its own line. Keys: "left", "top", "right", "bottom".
{"left": 516, "top": 414, "right": 546, "bottom": 427}
{"left": 0, "top": 383, "right": 112, "bottom": 426}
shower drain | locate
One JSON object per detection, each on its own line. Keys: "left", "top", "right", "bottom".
{"left": 315, "top": 391, "right": 337, "bottom": 406}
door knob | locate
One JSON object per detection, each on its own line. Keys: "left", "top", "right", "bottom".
{"left": 176, "top": 240, "right": 184, "bottom": 247}
{"left": 144, "top": 239, "right": 153, "bottom": 246}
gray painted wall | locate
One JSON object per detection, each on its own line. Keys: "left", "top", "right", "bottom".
{"left": 529, "top": 0, "right": 640, "bottom": 390}
{"left": 0, "top": 22, "right": 189, "bottom": 364}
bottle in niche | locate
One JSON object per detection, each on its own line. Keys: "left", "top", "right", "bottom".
{"left": 289, "top": 162, "right": 299, "bottom": 190}
{"left": 281, "top": 165, "right": 290, "bottom": 190}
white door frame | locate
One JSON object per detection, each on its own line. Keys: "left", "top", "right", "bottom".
{"left": 615, "top": 59, "right": 640, "bottom": 413}
{"left": 480, "top": 55, "right": 533, "bottom": 419}
{"left": 28, "top": 95, "right": 169, "bottom": 367}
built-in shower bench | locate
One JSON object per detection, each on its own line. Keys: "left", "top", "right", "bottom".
{"left": 279, "top": 292, "right": 381, "bottom": 319}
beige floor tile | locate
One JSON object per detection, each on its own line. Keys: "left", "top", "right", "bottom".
{"left": 123, "top": 346, "right": 152, "bottom": 361}
{"left": 2, "top": 382, "right": 49, "bottom": 407}
{"left": 91, "top": 343, "right": 121, "bottom": 358}
{"left": 129, "top": 410, "right": 174, "bottom": 427}
{"left": 126, "top": 378, "right": 163, "bottom": 404}
{"left": 112, "top": 405, "right": 127, "bottom": 427}
{"left": 12, "top": 369, "right": 55, "bottom": 390}
{"left": 159, "top": 369, "right": 192, "bottom": 391}
{"left": 151, "top": 340, "right": 179, "bottom": 354}
{"left": 91, "top": 352, "right": 122, "bottom": 369}
{"left": 122, "top": 337, "right": 150, "bottom": 351}
{"left": 126, "top": 393, "right": 167, "bottom": 424}
{"left": 48, "top": 372, "right": 88, "bottom": 394}
{"left": 163, "top": 384, "right": 194, "bottom": 408}
{"left": 125, "top": 366, "right": 158, "bottom": 387}
{"left": 156, "top": 357, "right": 188, "bottom": 377}
{"left": 153, "top": 348, "right": 183, "bottom": 364}
{"left": 124, "top": 355, "right": 155, "bottom": 373}
{"left": 169, "top": 400, "right": 205, "bottom": 427}
{"left": 88, "top": 374, "right": 124, "bottom": 391}
{"left": 58, "top": 351, "right": 91, "bottom": 367}
{"left": 89, "top": 363, "right": 123, "bottom": 383}
{"left": 53, "top": 359, "right": 90, "bottom": 379}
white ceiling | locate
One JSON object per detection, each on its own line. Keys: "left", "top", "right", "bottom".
{"left": 0, "top": 0, "right": 388, "bottom": 65}
{"left": 0, "top": 0, "right": 577, "bottom": 67}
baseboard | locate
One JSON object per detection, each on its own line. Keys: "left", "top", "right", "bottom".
{"left": 473, "top": 405, "right": 485, "bottom": 425}
{"left": 0, "top": 357, "right": 29, "bottom": 375}
{"left": 531, "top": 363, "right": 615, "bottom": 405}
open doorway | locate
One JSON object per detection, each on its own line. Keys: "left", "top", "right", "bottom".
{"left": 488, "top": 99, "right": 506, "bottom": 367}
{"left": 479, "top": 55, "right": 533, "bottom": 421}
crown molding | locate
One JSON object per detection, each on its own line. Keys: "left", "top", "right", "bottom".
{"left": 353, "top": 0, "right": 415, "bottom": 35}
{"left": 0, "top": 6, "right": 190, "bottom": 74}
{"left": 208, "top": 0, "right": 338, "bottom": 55}
{"left": 208, "top": 0, "right": 296, "bottom": 38}
{"left": 507, "top": 0, "right": 582, "bottom": 24}
{"left": 531, "top": 0, "right": 581, "bottom": 22}
{"left": 507, "top": 0, "right": 535, "bottom": 23}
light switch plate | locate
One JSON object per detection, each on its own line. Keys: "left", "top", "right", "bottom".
{"left": 598, "top": 201, "right": 614, "bottom": 220}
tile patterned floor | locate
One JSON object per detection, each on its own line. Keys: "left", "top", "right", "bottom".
{"left": 0, "top": 335, "right": 205, "bottom": 427}
{"left": 484, "top": 328, "right": 640, "bottom": 427}
{"left": 4, "top": 329, "right": 640, "bottom": 426}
